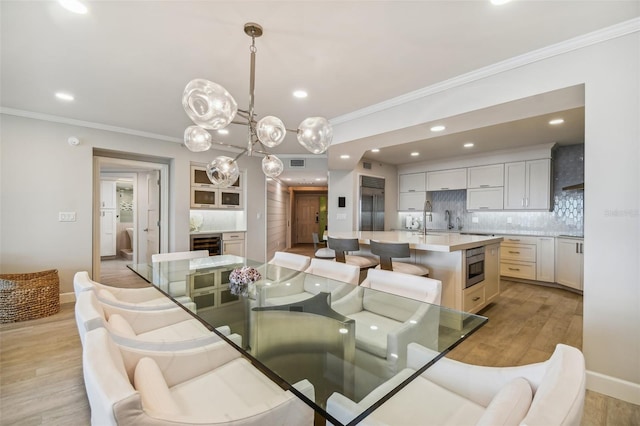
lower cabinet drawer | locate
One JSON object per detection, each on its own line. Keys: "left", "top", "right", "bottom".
{"left": 501, "top": 261, "right": 536, "bottom": 280}
{"left": 463, "top": 284, "right": 486, "bottom": 313}
{"left": 500, "top": 244, "right": 536, "bottom": 262}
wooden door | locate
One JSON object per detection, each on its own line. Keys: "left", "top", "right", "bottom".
{"left": 295, "top": 195, "right": 320, "bottom": 244}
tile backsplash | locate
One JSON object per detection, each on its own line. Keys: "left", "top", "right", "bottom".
{"left": 399, "top": 144, "right": 584, "bottom": 235}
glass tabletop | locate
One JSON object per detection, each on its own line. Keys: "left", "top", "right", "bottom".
{"left": 128, "top": 255, "right": 487, "bottom": 425}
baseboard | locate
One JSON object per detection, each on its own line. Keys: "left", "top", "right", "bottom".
{"left": 587, "top": 370, "right": 640, "bottom": 405}
{"left": 60, "top": 292, "right": 76, "bottom": 304}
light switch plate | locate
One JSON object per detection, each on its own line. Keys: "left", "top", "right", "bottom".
{"left": 59, "top": 212, "right": 76, "bottom": 222}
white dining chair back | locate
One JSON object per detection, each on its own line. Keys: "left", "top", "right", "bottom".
{"left": 360, "top": 268, "right": 441, "bottom": 304}
{"left": 268, "top": 251, "right": 311, "bottom": 271}
{"left": 305, "top": 258, "right": 359, "bottom": 286}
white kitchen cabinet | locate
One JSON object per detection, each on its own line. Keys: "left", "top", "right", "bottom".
{"left": 504, "top": 159, "right": 551, "bottom": 210}
{"left": 100, "top": 209, "right": 117, "bottom": 256}
{"left": 399, "top": 173, "right": 426, "bottom": 192}
{"left": 499, "top": 235, "right": 537, "bottom": 280}
{"left": 467, "top": 187, "right": 504, "bottom": 210}
{"left": 426, "top": 168, "right": 467, "bottom": 191}
{"left": 222, "top": 232, "right": 245, "bottom": 256}
{"left": 467, "top": 164, "right": 504, "bottom": 188}
{"left": 536, "top": 237, "right": 555, "bottom": 283}
{"left": 398, "top": 192, "right": 426, "bottom": 211}
{"left": 100, "top": 180, "right": 117, "bottom": 209}
{"left": 555, "top": 238, "right": 583, "bottom": 290}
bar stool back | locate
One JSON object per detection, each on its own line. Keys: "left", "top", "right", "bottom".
{"left": 327, "top": 237, "right": 379, "bottom": 273}
{"left": 370, "top": 240, "right": 430, "bottom": 276}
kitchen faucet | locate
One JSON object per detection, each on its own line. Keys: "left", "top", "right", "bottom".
{"left": 422, "top": 200, "right": 432, "bottom": 236}
{"left": 445, "top": 210, "right": 453, "bottom": 230}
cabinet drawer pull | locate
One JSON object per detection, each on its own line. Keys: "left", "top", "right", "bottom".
{"left": 479, "top": 206, "right": 489, "bottom": 209}
{"left": 480, "top": 185, "right": 489, "bottom": 187}
{"left": 508, "top": 251, "right": 520, "bottom": 254}
{"left": 508, "top": 238, "right": 520, "bottom": 242}
{"left": 472, "top": 296, "right": 481, "bottom": 302}
{"left": 508, "top": 267, "right": 520, "bottom": 271}
{"left": 408, "top": 189, "right": 415, "bottom": 192}
{"left": 441, "top": 187, "right": 449, "bottom": 190}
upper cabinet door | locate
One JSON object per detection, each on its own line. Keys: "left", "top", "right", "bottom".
{"left": 399, "top": 173, "right": 426, "bottom": 192}
{"left": 467, "top": 164, "right": 504, "bottom": 188}
{"left": 526, "top": 159, "right": 551, "bottom": 210}
{"left": 100, "top": 180, "right": 117, "bottom": 209}
{"left": 426, "top": 168, "right": 467, "bottom": 191}
{"left": 504, "top": 162, "right": 527, "bottom": 209}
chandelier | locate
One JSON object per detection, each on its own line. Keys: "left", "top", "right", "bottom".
{"left": 181, "top": 23, "right": 333, "bottom": 188}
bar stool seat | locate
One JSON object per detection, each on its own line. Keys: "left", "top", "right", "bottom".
{"left": 327, "top": 237, "right": 379, "bottom": 270}
{"left": 312, "top": 232, "right": 336, "bottom": 259}
{"left": 370, "top": 240, "right": 430, "bottom": 277}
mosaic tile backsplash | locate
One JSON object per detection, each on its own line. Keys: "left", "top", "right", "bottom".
{"left": 399, "top": 144, "right": 584, "bottom": 236}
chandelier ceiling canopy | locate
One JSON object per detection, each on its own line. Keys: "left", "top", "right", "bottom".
{"left": 182, "top": 22, "right": 333, "bottom": 188}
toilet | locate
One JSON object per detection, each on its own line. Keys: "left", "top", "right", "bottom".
{"left": 120, "top": 228, "right": 134, "bottom": 260}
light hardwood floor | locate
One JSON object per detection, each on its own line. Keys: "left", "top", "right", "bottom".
{"left": 1, "top": 251, "right": 638, "bottom": 425}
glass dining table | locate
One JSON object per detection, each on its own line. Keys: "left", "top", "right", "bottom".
{"left": 128, "top": 255, "right": 487, "bottom": 426}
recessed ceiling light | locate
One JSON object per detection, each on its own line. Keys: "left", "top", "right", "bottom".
{"left": 464, "top": 142, "right": 475, "bottom": 148}
{"left": 217, "top": 129, "right": 229, "bottom": 135}
{"left": 370, "top": 148, "right": 380, "bottom": 153}
{"left": 549, "top": 118, "right": 565, "bottom": 125}
{"left": 58, "top": 0, "right": 88, "bottom": 14}
{"left": 490, "top": 0, "right": 511, "bottom": 5}
{"left": 410, "top": 152, "right": 420, "bottom": 157}
{"left": 293, "top": 90, "right": 308, "bottom": 98}
{"left": 430, "top": 125, "right": 446, "bottom": 132}
{"left": 315, "top": 178, "right": 323, "bottom": 181}
{"left": 55, "top": 92, "right": 74, "bottom": 101}
{"left": 340, "top": 154, "right": 350, "bottom": 159}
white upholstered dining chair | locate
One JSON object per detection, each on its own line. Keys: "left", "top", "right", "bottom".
{"left": 73, "top": 271, "right": 190, "bottom": 310}
{"left": 259, "top": 258, "right": 359, "bottom": 307}
{"left": 83, "top": 327, "right": 314, "bottom": 426}
{"left": 327, "top": 342, "right": 586, "bottom": 426}
{"left": 330, "top": 269, "right": 442, "bottom": 394}
{"left": 74, "top": 290, "right": 241, "bottom": 348}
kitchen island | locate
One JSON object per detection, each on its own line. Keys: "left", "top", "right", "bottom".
{"left": 327, "top": 231, "right": 503, "bottom": 316}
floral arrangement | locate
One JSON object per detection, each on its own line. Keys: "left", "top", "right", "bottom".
{"left": 228, "top": 266, "right": 262, "bottom": 297}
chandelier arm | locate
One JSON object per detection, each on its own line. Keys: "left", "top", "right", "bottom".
{"left": 210, "top": 141, "right": 247, "bottom": 152}
{"left": 285, "top": 128, "right": 299, "bottom": 133}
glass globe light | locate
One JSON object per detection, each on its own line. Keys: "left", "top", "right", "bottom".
{"left": 206, "top": 156, "right": 240, "bottom": 188}
{"left": 297, "top": 117, "right": 333, "bottom": 154}
{"left": 184, "top": 126, "right": 212, "bottom": 152}
{"left": 182, "top": 79, "right": 238, "bottom": 130}
{"left": 262, "top": 155, "right": 284, "bottom": 178}
{"left": 256, "top": 116, "right": 286, "bottom": 148}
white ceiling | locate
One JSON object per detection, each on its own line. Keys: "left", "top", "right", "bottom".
{"left": 1, "top": 1, "right": 638, "bottom": 185}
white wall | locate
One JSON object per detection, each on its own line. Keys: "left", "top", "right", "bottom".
{"left": 266, "top": 180, "right": 289, "bottom": 260}
{"left": 0, "top": 114, "right": 267, "bottom": 293}
{"left": 330, "top": 31, "right": 640, "bottom": 402}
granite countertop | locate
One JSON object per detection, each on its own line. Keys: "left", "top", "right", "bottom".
{"left": 328, "top": 231, "right": 504, "bottom": 253}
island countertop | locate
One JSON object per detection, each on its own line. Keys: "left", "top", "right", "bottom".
{"left": 327, "top": 231, "right": 503, "bottom": 252}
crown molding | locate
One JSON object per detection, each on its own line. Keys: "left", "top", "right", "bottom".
{"left": 331, "top": 17, "right": 640, "bottom": 126}
{"left": 0, "top": 107, "right": 182, "bottom": 143}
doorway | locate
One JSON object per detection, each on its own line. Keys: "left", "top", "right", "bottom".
{"left": 292, "top": 192, "right": 327, "bottom": 244}
{"left": 93, "top": 156, "right": 169, "bottom": 282}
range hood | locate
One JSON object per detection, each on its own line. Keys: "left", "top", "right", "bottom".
{"left": 562, "top": 182, "right": 584, "bottom": 191}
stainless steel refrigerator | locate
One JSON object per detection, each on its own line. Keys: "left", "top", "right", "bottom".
{"left": 359, "top": 176, "right": 385, "bottom": 231}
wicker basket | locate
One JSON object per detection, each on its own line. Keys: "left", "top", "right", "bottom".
{"left": 0, "top": 269, "right": 60, "bottom": 323}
